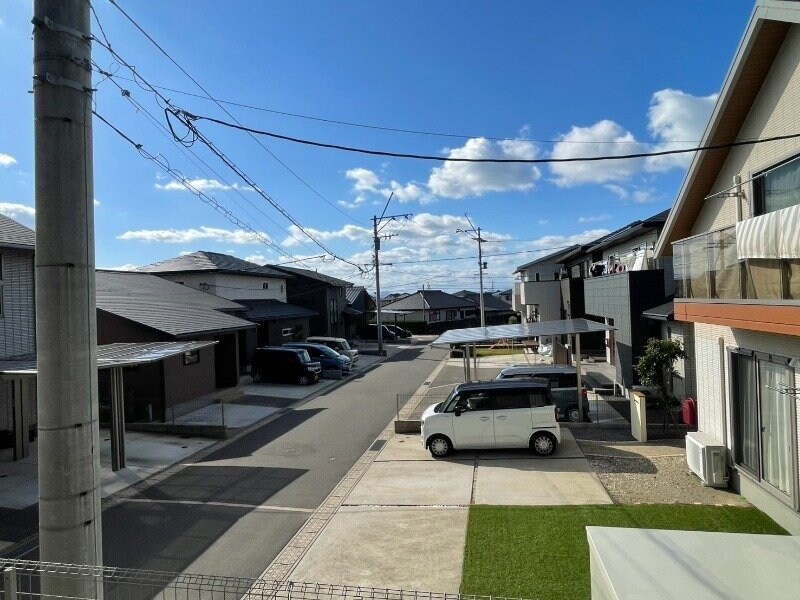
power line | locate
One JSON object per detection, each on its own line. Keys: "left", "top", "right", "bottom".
{"left": 97, "top": 74, "right": 701, "bottom": 146}
{"left": 183, "top": 111, "right": 800, "bottom": 164}
{"left": 102, "top": 0, "right": 364, "bottom": 226}
{"left": 88, "top": 29, "right": 364, "bottom": 273}
{"left": 386, "top": 244, "right": 575, "bottom": 264}
{"left": 93, "top": 62, "right": 322, "bottom": 263}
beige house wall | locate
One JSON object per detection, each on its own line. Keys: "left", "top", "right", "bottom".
{"left": 693, "top": 23, "right": 800, "bottom": 234}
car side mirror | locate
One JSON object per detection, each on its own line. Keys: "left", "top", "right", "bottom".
{"left": 454, "top": 407, "right": 463, "bottom": 417}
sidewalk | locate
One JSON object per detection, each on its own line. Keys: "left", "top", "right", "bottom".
{"left": 261, "top": 352, "right": 612, "bottom": 592}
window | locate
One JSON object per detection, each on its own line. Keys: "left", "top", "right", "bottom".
{"left": 183, "top": 350, "right": 200, "bottom": 365}
{"left": 534, "top": 273, "right": 541, "bottom": 282}
{"left": 457, "top": 392, "right": 493, "bottom": 412}
{"left": 494, "top": 391, "right": 530, "bottom": 410}
{"left": 445, "top": 309, "right": 458, "bottom": 321}
{"left": 730, "top": 349, "right": 797, "bottom": 503}
{"left": 281, "top": 327, "right": 293, "bottom": 337}
{"left": 262, "top": 282, "right": 269, "bottom": 290}
{"left": 754, "top": 155, "right": 800, "bottom": 215}
{"left": 429, "top": 310, "right": 440, "bottom": 322}
{"left": 329, "top": 299, "right": 338, "bottom": 324}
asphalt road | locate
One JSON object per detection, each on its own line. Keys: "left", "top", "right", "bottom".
{"left": 85, "top": 343, "right": 447, "bottom": 579}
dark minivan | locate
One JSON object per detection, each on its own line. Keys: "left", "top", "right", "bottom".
{"left": 251, "top": 347, "right": 322, "bottom": 385}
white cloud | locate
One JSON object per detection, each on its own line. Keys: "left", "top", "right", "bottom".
{"left": 346, "top": 168, "right": 381, "bottom": 192}
{"left": 245, "top": 253, "right": 268, "bottom": 264}
{"left": 155, "top": 178, "right": 253, "bottom": 193}
{"left": 117, "top": 226, "right": 272, "bottom": 244}
{"left": 94, "top": 199, "right": 101, "bottom": 207}
{"left": 578, "top": 214, "right": 611, "bottom": 223}
{"left": 603, "top": 184, "right": 628, "bottom": 199}
{"left": 102, "top": 263, "right": 139, "bottom": 271}
{"left": 381, "top": 180, "right": 431, "bottom": 204}
{"left": 338, "top": 195, "right": 368, "bottom": 209}
{"left": 550, "top": 120, "right": 643, "bottom": 187}
{"left": 281, "top": 223, "right": 371, "bottom": 248}
{"left": 427, "top": 138, "right": 541, "bottom": 199}
{"left": 0, "top": 202, "right": 35, "bottom": 222}
{"left": 0, "top": 153, "right": 17, "bottom": 168}
{"left": 631, "top": 187, "right": 659, "bottom": 204}
{"left": 538, "top": 219, "right": 549, "bottom": 225}
{"left": 645, "top": 89, "right": 718, "bottom": 171}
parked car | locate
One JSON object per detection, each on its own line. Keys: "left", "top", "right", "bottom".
{"left": 251, "top": 347, "right": 321, "bottom": 385}
{"left": 357, "top": 324, "right": 397, "bottom": 341}
{"left": 283, "top": 342, "right": 352, "bottom": 373}
{"left": 495, "top": 364, "right": 589, "bottom": 422}
{"left": 305, "top": 336, "right": 359, "bottom": 364}
{"left": 384, "top": 324, "right": 412, "bottom": 338}
{"left": 421, "top": 379, "right": 560, "bottom": 458}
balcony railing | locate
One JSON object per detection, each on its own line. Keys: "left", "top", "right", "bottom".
{"left": 672, "top": 224, "right": 800, "bottom": 300}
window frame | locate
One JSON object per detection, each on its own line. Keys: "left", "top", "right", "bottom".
{"left": 329, "top": 298, "right": 338, "bottom": 324}
{"left": 183, "top": 350, "right": 200, "bottom": 365}
{"left": 728, "top": 347, "right": 799, "bottom": 510}
{"left": 752, "top": 153, "right": 800, "bottom": 216}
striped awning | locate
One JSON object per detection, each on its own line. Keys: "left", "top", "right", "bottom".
{"left": 737, "top": 203, "right": 800, "bottom": 260}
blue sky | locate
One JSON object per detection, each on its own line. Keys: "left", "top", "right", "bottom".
{"left": 0, "top": 1, "right": 755, "bottom": 295}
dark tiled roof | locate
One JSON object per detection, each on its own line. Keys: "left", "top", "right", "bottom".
{"left": 271, "top": 265, "right": 353, "bottom": 287}
{"left": 233, "top": 298, "right": 318, "bottom": 321}
{"left": 514, "top": 245, "right": 580, "bottom": 272}
{"left": 96, "top": 271, "right": 255, "bottom": 337}
{"left": 382, "top": 290, "right": 476, "bottom": 311}
{"left": 140, "top": 251, "right": 288, "bottom": 278}
{"left": 453, "top": 291, "right": 513, "bottom": 312}
{"left": 0, "top": 214, "right": 35, "bottom": 249}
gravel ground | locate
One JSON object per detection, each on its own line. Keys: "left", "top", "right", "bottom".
{"left": 579, "top": 439, "right": 749, "bottom": 505}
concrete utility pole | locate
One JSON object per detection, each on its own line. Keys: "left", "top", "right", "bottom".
{"left": 457, "top": 216, "right": 487, "bottom": 328}
{"left": 33, "top": 0, "right": 103, "bottom": 581}
{"left": 372, "top": 208, "right": 412, "bottom": 356}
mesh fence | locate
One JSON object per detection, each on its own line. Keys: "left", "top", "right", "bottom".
{"left": 0, "top": 559, "right": 527, "bottom": 600}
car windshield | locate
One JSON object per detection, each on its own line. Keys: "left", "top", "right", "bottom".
{"left": 339, "top": 340, "right": 351, "bottom": 350}
{"left": 296, "top": 350, "right": 312, "bottom": 363}
{"left": 316, "top": 346, "right": 339, "bottom": 358}
{"left": 439, "top": 389, "right": 461, "bottom": 412}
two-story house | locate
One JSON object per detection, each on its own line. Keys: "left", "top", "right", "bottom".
{"left": 655, "top": 0, "right": 800, "bottom": 534}
{"left": 513, "top": 245, "right": 580, "bottom": 322}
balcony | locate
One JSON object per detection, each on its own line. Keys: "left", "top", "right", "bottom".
{"left": 672, "top": 219, "right": 800, "bottom": 302}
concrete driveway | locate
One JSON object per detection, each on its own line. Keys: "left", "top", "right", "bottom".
{"left": 285, "top": 427, "right": 611, "bottom": 592}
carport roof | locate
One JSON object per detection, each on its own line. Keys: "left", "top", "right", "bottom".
{"left": 0, "top": 341, "right": 218, "bottom": 376}
{"left": 431, "top": 318, "right": 615, "bottom": 346}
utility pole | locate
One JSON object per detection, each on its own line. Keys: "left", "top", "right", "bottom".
{"left": 457, "top": 215, "right": 487, "bottom": 328}
{"left": 33, "top": 0, "right": 103, "bottom": 585}
{"left": 372, "top": 199, "right": 412, "bottom": 356}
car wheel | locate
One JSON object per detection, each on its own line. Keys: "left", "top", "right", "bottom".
{"left": 530, "top": 432, "right": 557, "bottom": 456}
{"left": 428, "top": 435, "right": 451, "bottom": 458}
{"left": 299, "top": 374, "right": 311, "bottom": 385}
{"left": 566, "top": 405, "right": 581, "bottom": 423}
{"left": 252, "top": 371, "right": 262, "bottom": 383}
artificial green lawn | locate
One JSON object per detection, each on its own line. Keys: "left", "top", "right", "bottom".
{"left": 460, "top": 504, "right": 788, "bottom": 600}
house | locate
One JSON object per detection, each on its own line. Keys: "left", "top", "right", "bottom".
{"left": 96, "top": 271, "right": 256, "bottom": 419}
{"left": 452, "top": 290, "right": 518, "bottom": 325}
{"left": 344, "top": 286, "right": 376, "bottom": 338}
{"left": 270, "top": 265, "right": 353, "bottom": 338}
{"left": 513, "top": 245, "right": 579, "bottom": 322}
{"left": 565, "top": 210, "right": 674, "bottom": 391}
{"left": 653, "top": 0, "right": 800, "bottom": 534}
{"left": 140, "top": 251, "right": 318, "bottom": 363}
{"left": 380, "top": 290, "right": 477, "bottom": 333}
{"left": 494, "top": 289, "right": 513, "bottom": 304}
{"left": 0, "top": 214, "right": 35, "bottom": 360}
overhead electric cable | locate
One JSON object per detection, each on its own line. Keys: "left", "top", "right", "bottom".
{"left": 183, "top": 112, "right": 800, "bottom": 164}
{"left": 103, "top": 0, "right": 364, "bottom": 226}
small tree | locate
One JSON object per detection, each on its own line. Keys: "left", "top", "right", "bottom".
{"left": 634, "top": 338, "right": 687, "bottom": 432}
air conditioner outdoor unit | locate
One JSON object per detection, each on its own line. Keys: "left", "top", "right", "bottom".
{"left": 685, "top": 431, "right": 728, "bottom": 487}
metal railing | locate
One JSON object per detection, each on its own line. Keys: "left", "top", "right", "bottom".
{"left": 672, "top": 224, "right": 800, "bottom": 300}
{"left": 0, "top": 559, "right": 529, "bottom": 600}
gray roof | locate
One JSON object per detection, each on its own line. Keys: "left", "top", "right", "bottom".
{"left": 514, "top": 245, "right": 580, "bottom": 273}
{"left": 234, "top": 298, "right": 318, "bottom": 321}
{"left": 271, "top": 265, "right": 353, "bottom": 287}
{"left": 346, "top": 286, "right": 366, "bottom": 305}
{"left": 431, "top": 319, "right": 616, "bottom": 346}
{"left": 140, "top": 251, "right": 288, "bottom": 278}
{"left": 642, "top": 301, "right": 675, "bottom": 321}
{"left": 0, "top": 341, "right": 218, "bottom": 375}
{"left": 453, "top": 291, "right": 513, "bottom": 312}
{"left": 382, "top": 290, "right": 476, "bottom": 311}
{"left": 0, "top": 213, "right": 35, "bottom": 249}
{"left": 96, "top": 271, "right": 255, "bottom": 338}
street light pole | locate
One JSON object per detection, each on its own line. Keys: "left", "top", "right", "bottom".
{"left": 477, "top": 226, "right": 486, "bottom": 328}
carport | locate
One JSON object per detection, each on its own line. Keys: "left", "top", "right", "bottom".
{"left": 0, "top": 340, "right": 216, "bottom": 471}
{"left": 431, "top": 319, "right": 617, "bottom": 417}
